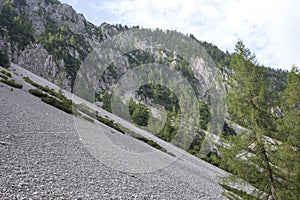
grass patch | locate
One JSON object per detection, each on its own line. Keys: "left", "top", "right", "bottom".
{"left": 0, "top": 79, "right": 23, "bottom": 89}
{"left": 0, "top": 70, "right": 11, "bottom": 77}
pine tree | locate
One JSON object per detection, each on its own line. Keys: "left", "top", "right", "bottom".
{"left": 220, "top": 41, "right": 278, "bottom": 199}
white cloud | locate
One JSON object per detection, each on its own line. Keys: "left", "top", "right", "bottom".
{"left": 78, "top": 0, "right": 300, "bottom": 70}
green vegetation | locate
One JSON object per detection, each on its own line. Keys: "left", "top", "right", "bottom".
{"left": 0, "top": 0, "right": 34, "bottom": 50}
{"left": 40, "top": 24, "right": 90, "bottom": 88}
{"left": 134, "top": 136, "right": 165, "bottom": 151}
{"left": 198, "top": 100, "right": 210, "bottom": 130}
{"left": 129, "top": 98, "right": 150, "bottom": 126}
{"left": 118, "top": 124, "right": 174, "bottom": 156}
{"left": 28, "top": 89, "right": 49, "bottom": 98}
{"left": 96, "top": 115, "right": 124, "bottom": 134}
{"left": 0, "top": 70, "right": 12, "bottom": 77}
{"left": 0, "top": 78, "right": 22, "bottom": 88}
{"left": 219, "top": 41, "right": 300, "bottom": 199}
{"left": 25, "top": 77, "right": 125, "bottom": 134}
{"left": 24, "top": 77, "right": 69, "bottom": 101}
{"left": 100, "top": 90, "right": 112, "bottom": 112}
{"left": 220, "top": 184, "right": 257, "bottom": 200}
{"left": 272, "top": 66, "right": 300, "bottom": 199}
{"left": 0, "top": 74, "right": 8, "bottom": 79}
{"left": 41, "top": 96, "right": 73, "bottom": 114}
{"left": 0, "top": 50, "right": 10, "bottom": 68}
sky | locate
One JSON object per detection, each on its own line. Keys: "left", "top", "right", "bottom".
{"left": 60, "top": 0, "right": 300, "bottom": 71}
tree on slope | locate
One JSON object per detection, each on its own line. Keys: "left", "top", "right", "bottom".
{"left": 220, "top": 41, "right": 278, "bottom": 199}
{"left": 273, "top": 66, "right": 300, "bottom": 199}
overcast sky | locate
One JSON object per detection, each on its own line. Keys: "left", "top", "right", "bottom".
{"left": 60, "top": 0, "right": 300, "bottom": 71}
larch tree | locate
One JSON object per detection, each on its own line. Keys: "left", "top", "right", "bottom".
{"left": 272, "top": 66, "right": 300, "bottom": 199}
{"left": 220, "top": 41, "right": 278, "bottom": 200}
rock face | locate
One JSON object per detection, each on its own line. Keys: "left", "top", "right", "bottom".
{"left": 0, "top": 0, "right": 119, "bottom": 90}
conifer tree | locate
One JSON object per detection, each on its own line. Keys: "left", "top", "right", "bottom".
{"left": 220, "top": 41, "right": 277, "bottom": 199}
{"left": 272, "top": 66, "right": 300, "bottom": 199}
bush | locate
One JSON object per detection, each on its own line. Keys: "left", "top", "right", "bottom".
{"left": 24, "top": 77, "right": 67, "bottom": 101}
{"left": 0, "top": 78, "right": 22, "bottom": 88}
{"left": 41, "top": 96, "right": 73, "bottom": 114}
{"left": 28, "top": 89, "right": 49, "bottom": 98}
{"left": 134, "top": 136, "right": 163, "bottom": 150}
{"left": 0, "top": 51, "right": 10, "bottom": 68}
{"left": 0, "top": 70, "right": 11, "bottom": 77}
{"left": 96, "top": 115, "right": 124, "bottom": 134}
{"left": 0, "top": 74, "right": 8, "bottom": 80}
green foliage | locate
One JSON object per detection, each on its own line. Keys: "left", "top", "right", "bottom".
{"left": 133, "top": 136, "right": 164, "bottom": 150}
{"left": 101, "top": 90, "right": 112, "bottom": 112}
{"left": 157, "top": 120, "right": 177, "bottom": 142}
{"left": 23, "top": 77, "right": 68, "bottom": 101}
{"left": 220, "top": 184, "right": 257, "bottom": 200}
{"left": 273, "top": 66, "right": 300, "bottom": 199}
{"left": 199, "top": 100, "right": 210, "bottom": 130}
{"left": 40, "top": 25, "right": 90, "bottom": 88}
{"left": 129, "top": 98, "right": 150, "bottom": 126}
{"left": 222, "top": 121, "right": 236, "bottom": 136}
{"left": 0, "top": 50, "right": 10, "bottom": 68}
{"left": 0, "top": 78, "right": 22, "bottom": 88}
{"left": 0, "top": 1, "right": 34, "bottom": 50}
{"left": 137, "top": 84, "right": 180, "bottom": 113}
{"left": 187, "top": 131, "right": 205, "bottom": 157}
{"left": 221, "top": 41, "right": 278, "bottom": 199}
{"left": 96, "top": 115, "right": 124, "bottom": 134}
{"left": 0, "top": 74, "right": 8, "bottom": 79}
{"left": 0, "top": 69, "right": 11, "bottom": 77}
{"left": 41, "top": 96, "right": 73, "bottom": 114}
{"left": 28, "top": 89, "right": 49, "bottom": 98}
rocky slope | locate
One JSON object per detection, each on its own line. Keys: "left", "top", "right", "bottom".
{"left": 0, "top": 63, "right": 230, "bottom": 199}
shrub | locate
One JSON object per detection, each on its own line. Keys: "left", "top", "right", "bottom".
{"left": 0, "top": 74, "right": 8, "bottom": 79}
{"left": 41, "top": 96, "right": 73, "bottom": 114}
{"left": 96, "top": 115, "right": 124, "bottom": 134}
{"left": 0, "top": 70, "right": 11, "bottom": 77}
{"left": 23, "top": 77, "right": 67, "bottom": 101}
{"left": 0, "top": 51, "right": 10, "bottom": 68}
{"left": 0, "top": 79, "right": 23, "bottom": 89}
{"left": 28, "top": 89, "right": 49, "bottom": 98}
{"left": 134, "top": 136, "right": 163, "bottom": 150}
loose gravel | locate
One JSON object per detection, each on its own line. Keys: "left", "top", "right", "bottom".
{"left": 0, "top": 65, "right": 227, "bottom": 199}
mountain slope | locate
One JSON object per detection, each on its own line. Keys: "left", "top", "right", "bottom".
{"left": 0, "top": 63, "right": 229, "bottom": 199}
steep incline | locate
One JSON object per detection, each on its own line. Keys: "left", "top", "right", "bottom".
{"left": 0, "top": 64, "right": 226, "bottom": 199}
